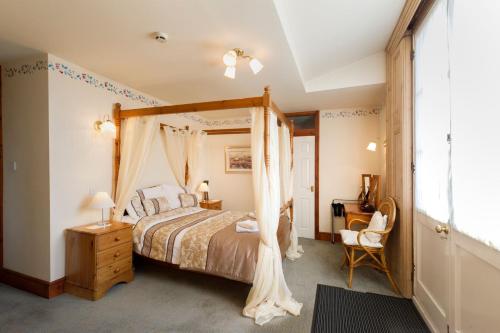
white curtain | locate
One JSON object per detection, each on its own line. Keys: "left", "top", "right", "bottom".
{"left": 414, "top": 0, "right": 450, "bottom": 224}
{"left": 113, "top": 116, "right": 158, "bottom": 220}
{"left": 448, "top": 0, "right": 500, "bottom": 250}
{"left": 161, "top": 127, "right": 188, "bottom": 186}
{"left": 187, "top": 130, "right": 207, "bottom": 194}
{"left": 243, "top": 107, "right": 302, "bottom": 325}
{"left": 279, "top": 125, "right": 303, "bottom": 260}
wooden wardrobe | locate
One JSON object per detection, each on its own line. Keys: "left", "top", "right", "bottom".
{"left": 385, "top": 0, "right": 423, "bottom": 298}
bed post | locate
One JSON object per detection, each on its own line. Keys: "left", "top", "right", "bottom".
{"left": 112, "top": 103, "right": 122, "bottom": 200}
{"left": 263, "top": 86, "right": 271, "bottom": 171}
{"left": 289, "top": 119, "right": 295, "bottom": 226}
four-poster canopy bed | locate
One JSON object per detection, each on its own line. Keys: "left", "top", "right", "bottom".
{"left": 111, "top": 86, "right": 302, "bottom": 325}
{"left": 112, "top": 86, "right": 295, "bottom": 224}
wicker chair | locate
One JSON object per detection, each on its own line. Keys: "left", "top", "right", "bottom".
{"left": 340, "top": 197, "right": 399, "bottom": 294}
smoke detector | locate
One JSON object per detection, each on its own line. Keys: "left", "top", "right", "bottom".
{"left": 153, "top": 32, "right": 168, "bottom": 43}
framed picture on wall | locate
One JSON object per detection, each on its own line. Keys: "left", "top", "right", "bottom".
{"left": 225, "top": 146, "right": 252, "bottom": 173}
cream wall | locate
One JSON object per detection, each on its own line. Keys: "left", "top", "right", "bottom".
{"left": 319, "top": 108, "right": 384, "bottom": 234}
{"left": 2, "top": 54, "right": 51, "bottom": 280}
{"left": 203, "top": 134, "right": 254, "bottom": 212}
{"left": 47, "top": 55, "right": 198, "bottom": 280}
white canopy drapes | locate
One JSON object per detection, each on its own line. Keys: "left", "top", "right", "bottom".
{"left": 243, "top": 107, "right": 302, "bottom": 325}
{"left": 279, "top": 125, "right": 303, "bottom": 260}
{"left": 161, "top": 127, "right": 188, "bottom": 187}
{"left": 187, "top": 130, "right": 207, "bottom": 194}
{"left": 112, "top": 116, "right": 158, "bottom": 220}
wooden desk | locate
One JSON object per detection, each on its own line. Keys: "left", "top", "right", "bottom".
{"left": 344, "top": 203, "right": 374, "bottom": 228}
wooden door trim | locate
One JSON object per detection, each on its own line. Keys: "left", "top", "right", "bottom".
{"left": 287, "top": 111, "right": 321, "bottom": 240}
{"left": 0, "top": 65, "right": 3, "bottom": 268}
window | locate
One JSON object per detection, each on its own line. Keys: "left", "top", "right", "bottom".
{"left": 414, "top": 0, "right": 450, "bottom": 224}
{"left": 448, "top": 0, "right": 500, "bottom": 249}
{"left": 289, "top": 115, "right": 315, "bottom": 130}
{"left": 415, "top": 0, "right": 500, "bottom": 250}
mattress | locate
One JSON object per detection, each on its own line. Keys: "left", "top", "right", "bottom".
{"left": 132, "top": 207, "right": 291, "bottom": 283}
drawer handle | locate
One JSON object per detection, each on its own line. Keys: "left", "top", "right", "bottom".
{"left": 114, "top": 267, "right": 120, "bottom": 274}
{"left": 114, "top": 236, "right": 121, "bottom": 242}
{"left": 114, "top": 251, "right": 120, "bottom": 258}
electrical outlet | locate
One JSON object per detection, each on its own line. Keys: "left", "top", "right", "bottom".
{"left": 12, "top": 161, "right": 17, "bottom": 171}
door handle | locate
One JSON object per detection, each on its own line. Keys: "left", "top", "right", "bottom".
{"left": 435, "top": 225, "right": 449, "bottom": 234}
{"left": 310, "top": 185, "right": 314, "bottom": 192}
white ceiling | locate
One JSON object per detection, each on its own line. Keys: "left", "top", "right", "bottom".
{"left": 273, "top": 0, "right": 405, "bottom": 84}
{"left": 0, "top": 0, "right": 403, "bottom": 113}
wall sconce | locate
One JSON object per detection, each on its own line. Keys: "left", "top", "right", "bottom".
{"left": 94, "top": 115, "right": 116, "bottom": 137}
{"left": 222, "top": 48, "right": 263, "bottom": 79}
{"left": 366, "top": 142, "right": 377, "bottom": 152}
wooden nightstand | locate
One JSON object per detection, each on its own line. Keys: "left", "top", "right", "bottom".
{"left": 199, "top": 199, "right": 222, "bottom": 210}
{"left": 64, "top": 221, "right": 134, "bottom": 300}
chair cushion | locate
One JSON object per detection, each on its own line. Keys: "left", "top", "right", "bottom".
{"left": 340, "top": 229, "right": 383, "bottom": 248}
{"left": 365, "top": 211, "right": 388, "bottom": 243}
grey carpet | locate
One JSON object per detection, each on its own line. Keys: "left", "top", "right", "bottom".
{"left": 311, "top": 284, "right": 429, "bottom": 333}
{"left": 0, "top": 239, "right": 397, "bottom": 333}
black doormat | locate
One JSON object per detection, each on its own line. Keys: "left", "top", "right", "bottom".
{"left": 311, "top": 284, "right": 430, "bottom": 333}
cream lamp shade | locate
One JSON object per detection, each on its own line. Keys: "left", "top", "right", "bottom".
{"left": 198, "top": 182, "right": 209, "bottom": 192}
{"left": 90, "top": 191, "right": 115, "bottom": 209}
{"left": 222, "top": 50, "right": 237, "bottom": 67}
{"left": 224, "top": 66, "right": 236, "bottom": 79}
{"left": 366, "top": 142, "right": 377, "bottom": 152}
{"left": 99, "top": 120, "right": 116, "bottom": 135}
{"left": 249, "top": 58, "right": 263, "bottom": 74}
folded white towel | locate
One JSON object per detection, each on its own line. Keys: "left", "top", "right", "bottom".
{"left": 236, "top": 219, "right": 259, "bottom": 233}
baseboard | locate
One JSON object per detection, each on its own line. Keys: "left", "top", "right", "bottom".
{"left": 333, "top": 233, "right": 341, "bottom": 243}
{"left": 0, "top": 267, "right": 65, "bottom": 298}
{"left": 412, "top": 296, "right": 438, "bottom": 333}
{"left": 317, "top": 232, "right": 332, "bottom": 241}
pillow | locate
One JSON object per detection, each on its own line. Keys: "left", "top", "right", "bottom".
{"left": 162, "top": 184, "right": 187, "bottom": 209}
{"left": 137, "top": 185, "right": 164, "bottom": 201}
{"left": 365, "top": 211, "right": 388, "bottom": 243}
{"left": 125, "top": 200, "right": 139, "bottom": 219}
{"left": 142, "top": 196, "right": 170, "bottom": 216}
{"left": 130, "top": 195, "right": 146, "bottom": 218}
{"left": 179, "top": 193, "right": 198, "bottom": 208}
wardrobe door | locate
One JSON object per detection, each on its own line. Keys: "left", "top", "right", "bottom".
{"left": 386, "top": 35, "right": 413, "bottom": 298}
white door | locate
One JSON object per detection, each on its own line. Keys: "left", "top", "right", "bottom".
{"left": 413, "top": 2, "right": 451, "bottom": 332}
{"left": 414, "top": 2, "right": 500, "bottom": 332}
{"left": 293, "top": 136, "right": 315, "bottom": 239}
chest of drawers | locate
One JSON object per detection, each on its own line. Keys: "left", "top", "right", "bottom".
{"left": 64, "top": 221, "right": 134, "bottom": 300}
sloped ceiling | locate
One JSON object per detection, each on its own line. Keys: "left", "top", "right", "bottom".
{"left": 0, "top": 0, "right": 404, "bottom": 113}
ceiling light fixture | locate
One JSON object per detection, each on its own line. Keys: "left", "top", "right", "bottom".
{"left": 222, "top": 48, "right": 263, "bottom": 79}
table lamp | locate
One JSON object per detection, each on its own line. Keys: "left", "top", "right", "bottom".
{"left": 90, "top": 191, "right": 115, "bottom": 227}
{"left": 198, "top": 182, "right": 209, "bottom": 201}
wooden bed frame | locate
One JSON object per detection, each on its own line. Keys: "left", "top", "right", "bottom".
{"left": 112, "top": 86, "right": 295, "bottom": 223}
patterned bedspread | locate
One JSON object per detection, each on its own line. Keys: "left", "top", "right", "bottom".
{"left": 133, "top": 207, "right": 291, "bottom": 283}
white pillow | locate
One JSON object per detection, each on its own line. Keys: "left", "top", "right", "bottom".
{"left": 161, "top": 183, "right": 186, "bottom": 209}
{"left": 138, "top": 185, "right": 165, "bottom": 200}
{"left": 125, "top": 200, "right": 139, "bottom": 219}
{"left": 365, "top": 211, "right": 388, "bottom": 243}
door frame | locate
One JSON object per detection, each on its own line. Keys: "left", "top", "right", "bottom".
{"left": 0, "top": 65, "right": 3, "bottom": 268}
{"left": 287, "top": 111, "right": 321, "bottom": 240}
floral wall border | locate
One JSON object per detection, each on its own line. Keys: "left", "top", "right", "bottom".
{"left": 4, "top": 59, "right": 237, "bottom": 126}
{"left": 4, "top": 60, "right": 48, "bottom": 77}
{"left": 3, "top": 61, "right": 381, "bottom": 126}
{"left": 4, "top": 60, "right": 160, "bottom": 107}
{"left": 321, "top": 108, "right": 381, "bottom": 119}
